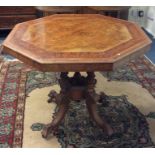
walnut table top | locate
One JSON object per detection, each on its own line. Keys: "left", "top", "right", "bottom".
{"left": 1, "top": 14, "right": 152, "bottom": 138}
{"left": 2, "top": 14, "right": 151, "bottom": 72}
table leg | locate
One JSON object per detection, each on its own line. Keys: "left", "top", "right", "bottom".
{"left": 42, "top": 94, "right": 70, "bottom": 138}
{"left": 42, "top": 72, "right": 113, "bottom": 139}
{"left": 86, "top": 92, "right": 113, "bottom": 136}
{"left": 86, "top": 72, "right": 113, "bottom": 136}
{"left": 48, "top": 72, "right": 69, "bottom": 104}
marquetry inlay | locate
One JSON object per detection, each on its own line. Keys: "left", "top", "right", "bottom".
{"left": 2, "top": 14, "right": 151, "bottom": 72}
{"left": 22, "top": 16, "right": 132, "bottom": 53}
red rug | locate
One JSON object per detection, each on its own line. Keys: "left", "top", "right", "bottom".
{"left": 0, "top": 61, "right": 32, "bottom": 147}
{"left": 0, "top": 56, "right": 155, "bottom": 147}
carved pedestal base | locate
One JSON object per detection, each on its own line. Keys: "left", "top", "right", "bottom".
{"left": 41, "top": 72, "right": 113, "bottom": 138}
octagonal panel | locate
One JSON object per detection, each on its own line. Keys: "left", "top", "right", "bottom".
{"left": 22, "top": 17, "right": 132, "bottom": 53}
{"left": 2, "top": 14, "right": 152, "bottom": 72}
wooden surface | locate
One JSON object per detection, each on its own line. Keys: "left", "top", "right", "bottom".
{"left": 87, "top": 6, "right": 130, "bottom": 11}
{"left": 0, "top": 6, "right": 36, "bottom": 15}
{"left": 35, "top": 6, "right": 82, "bottom": 12}
{"left": 2, "top": 14, "right": 151, "bottom": 72}
{"left": 0, "top": 15, "right": 36, "bottom": 30}
{"left": 35, "top": 6, "right": 83, "bottom": 17}
{"left": 22, "top": 16, "right": 132, "bottom": 53}
{"left": 35, "top": 6, "right": 130, "bottom": 20}
{"left": 85, "top": 6, "right": 130, "bottom": 20}
{"left": 0, "top": 6, "right": 130, "bottom": 30}
{"left": 42, "top": 72, "right": 113, "bottom": 138}
{"left": 0, "top": 6, "right": 37, "bottom": 29}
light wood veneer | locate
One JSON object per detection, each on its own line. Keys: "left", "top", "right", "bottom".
{"left": 2, "top": 14, "right": 151, "bottom": 72}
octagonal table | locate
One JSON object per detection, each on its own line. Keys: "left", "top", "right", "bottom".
{"left": 1, "top": 14, "right": 151, "bottom": 138}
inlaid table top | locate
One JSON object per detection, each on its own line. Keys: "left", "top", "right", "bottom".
{"left": 2, "top": 14, "right": 151, "bottom": 72}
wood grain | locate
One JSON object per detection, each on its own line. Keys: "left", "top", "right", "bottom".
{"left": 22, "top": 16, "right": 132, "bottom": 53}
{"left": 2, "top": 14, "right": 152, "bottom": 72}
{"left": 87, "top": 6, "right": 130, "bottom": 11}
{"left": 0, "top": 6, "right": 36, "bottom": 15}
{"left": 0, "top": 15, "right": 36, "bottom": 30}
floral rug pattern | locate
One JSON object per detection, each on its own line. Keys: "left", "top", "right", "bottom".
{"left": 31, "top": 95, "right": 155, "bottom": 148}
{"left": 26, "top": 71, "right": 58, "bottom": 96}
{"left": 56, "top": 95, "right": 154, "bottom": 147}
{"left": 0, "top": 56, "right": 155, "bottom": 147}
{"left": 102, "top": 56, "right": 155, "bottom": 98}
{"left": 0, "top": 61, "right": 56, "bottom": 147}
{"left": 0, "top": 62, "right": 27, "bottom": 147}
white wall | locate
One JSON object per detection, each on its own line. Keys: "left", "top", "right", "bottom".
{"left": 128, "top": 6, "right": 155, "bottom": 37}
{"left": 128, "top": 6, "right": 148, "bottom": 27}
{"left": 144, "top": 6, "right": 155, "bottom": 37}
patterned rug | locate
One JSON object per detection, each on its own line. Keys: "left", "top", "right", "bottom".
{"left": 55, "top": 95, "right": 154, "bottom": 148}
{"left": 102, "top": 57, "right": 155, "bottom": 98}
{"left": 0, "top": 56, "right": 155, "bottom": 147}
{"left": 31, "top": 95, "right": 154, "bottom": 148}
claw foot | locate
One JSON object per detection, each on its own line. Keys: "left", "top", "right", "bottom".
{"left": 105, "top": 125, "right": 114, "bottom": 136}
{"left": 98, "top": 92, "right": 109, "bottom": 106}
{"left": 48, "top": 90, "right": 58, "bottom": 103}
{"left": 41, "top": 124, "right": 58, "bottom": 139}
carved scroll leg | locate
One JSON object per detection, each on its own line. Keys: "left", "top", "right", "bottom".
{"left": 86, "top": 92, "right": 113, "bottom": 136}
{"left": 42, "top": 94, "right": 70, "bottom": 139}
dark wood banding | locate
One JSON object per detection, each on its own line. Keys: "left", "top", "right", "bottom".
{"left": 2, "top": 14, "right": 151, "bottom": 72}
